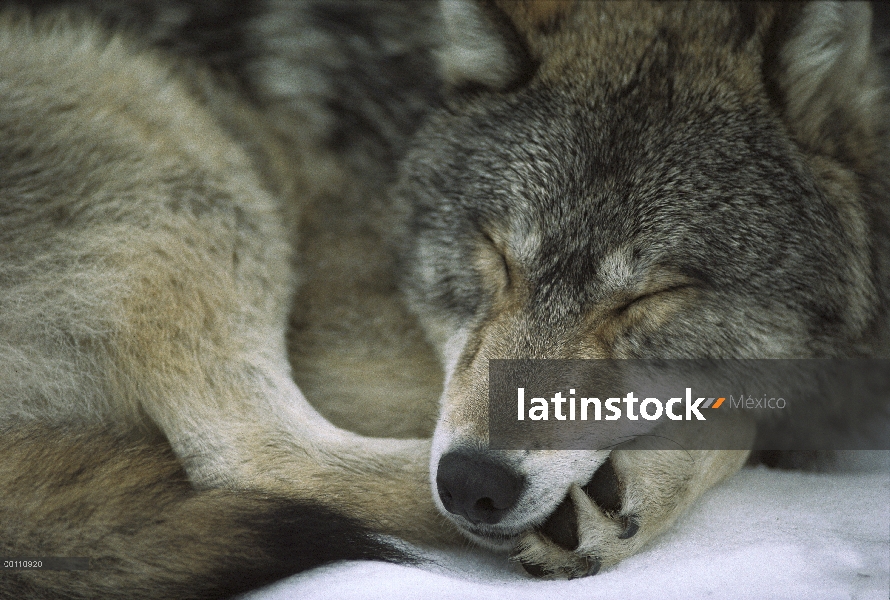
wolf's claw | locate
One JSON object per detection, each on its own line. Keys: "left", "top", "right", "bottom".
{"left": 618, "top": 516, "right": 639, "bottom": 539}
{"left": 538, "top": 495, "right": 578, "bottom": 550}
{"left": 518, "top": 560, "right": 549, "bottom": 578}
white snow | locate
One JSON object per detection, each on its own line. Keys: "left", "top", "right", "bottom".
{"left": 243, "top": 452, "right": 889, "bottom": 600}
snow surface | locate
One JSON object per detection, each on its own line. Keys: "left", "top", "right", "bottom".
{"left": 243, "top": 452, "right": 889, "bottom": 600}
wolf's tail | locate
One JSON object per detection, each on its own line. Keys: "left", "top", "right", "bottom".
{"left": 0, "top": 423, "right": 412, "bottom": 600}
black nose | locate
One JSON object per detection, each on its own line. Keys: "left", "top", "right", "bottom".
{"left": 436, "top": 450, "right": 524, "bottom": 525}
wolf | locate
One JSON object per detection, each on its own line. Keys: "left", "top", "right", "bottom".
{"left": 0, "top": 0, "right": 887, "bottom": 597}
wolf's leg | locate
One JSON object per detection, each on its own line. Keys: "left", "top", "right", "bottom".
{"left": 0, "top": 178, "right": 456, "bottom": 546}
{"left": 512, "top": 417, "right": 754, "bottom": 577}
{"left": 81, "top": 227, "right": 451, "bottom": 544}
{"left": 2, "top": 178, "right": 454, "bottom": 546}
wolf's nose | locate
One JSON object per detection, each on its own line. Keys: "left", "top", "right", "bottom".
{"left": 436, "top": 450, "right": 524, "bottom": 525}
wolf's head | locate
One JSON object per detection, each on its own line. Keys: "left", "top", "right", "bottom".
{"left": 392, "top": 0, "right": 889, "bottom": 549}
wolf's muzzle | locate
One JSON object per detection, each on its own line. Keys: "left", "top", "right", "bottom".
{"left": 436, "top": 449, "right": 525, "bottom": 525}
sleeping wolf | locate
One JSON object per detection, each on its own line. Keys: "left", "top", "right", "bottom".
{"left": 1, "top": 0, "right": 888, "bottom": 597}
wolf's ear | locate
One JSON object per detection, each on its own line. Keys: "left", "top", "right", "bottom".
{"left": 771, "top": 1, "right": 886, "bottom": 162}
{"left": 437, "top": 0, "right": 534, "bottom": 91}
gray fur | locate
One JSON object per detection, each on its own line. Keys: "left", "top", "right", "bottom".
{"left": 1, "top": 0, "right": 888, "bottom": 591}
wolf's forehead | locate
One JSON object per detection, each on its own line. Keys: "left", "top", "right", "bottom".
{"left": 595, "top": 246, "right": 638, "bottom": 291}
{"left": 488, "top": 204, "right": 642, "bottom": 285}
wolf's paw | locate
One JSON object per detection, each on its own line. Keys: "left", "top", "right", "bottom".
{"left": 511, "top": 451, "right": 691, "bottom": 579}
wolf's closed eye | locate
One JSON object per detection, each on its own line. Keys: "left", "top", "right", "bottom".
{"left": 615, "top": 285, "right": 696, "bottom": 316}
